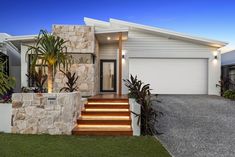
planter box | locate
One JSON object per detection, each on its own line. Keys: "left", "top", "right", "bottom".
{"left": 0, "top": 103, "right": 12, "bottom": 133}
{"left": 129, "top": 98, "right": 141, "bottom": 136}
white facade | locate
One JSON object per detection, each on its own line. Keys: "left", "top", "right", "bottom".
{"left": 86, "top": 18, "right": 225, "bottom": 95}
{"left": 5, "top": 18, "right": 227, "bottom": 95}
{"left": 122, "top": 29, "right": 221, "bottom": 95}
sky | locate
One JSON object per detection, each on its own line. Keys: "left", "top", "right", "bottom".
{"left": 1, "top": 0, "right": 235, "bottom": 52}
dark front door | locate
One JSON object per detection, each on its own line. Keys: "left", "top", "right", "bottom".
{"left": 100, "top": 60, "right": 117, "bottom": 92}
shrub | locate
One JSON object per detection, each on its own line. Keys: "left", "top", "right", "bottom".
{"left": 223, "top": 90, "right": 235, "bottom": 100}
{"left": 60, "top": 70, "right": 78, "bottom": 92}
{"left": 124, "top": 75, "right": 162, "bottom": 135}
{"left": 0, "top": 56, "right": 15, "bottom": 97}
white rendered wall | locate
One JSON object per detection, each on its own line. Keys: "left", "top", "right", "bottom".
{"left": 0, "top": 103, "right": 12, "bottom": 133}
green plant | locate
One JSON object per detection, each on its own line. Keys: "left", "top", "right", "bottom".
{"left": 0, "top": 56, "right": 15, "bottom": 96}
{"left": 26, "top": 68, "right": 48, "bottom": 93}
{"left": 60, "top": 70, "right": 78, "bottom": 92}
{"left": 124, "top": 75, "right": 162, "bottom": 135}
{"left": 223, "top": 90, "right": 235, "bottom": 100}
{"left": 26, "top": 30, "right": 73, "bottom": 93}
{"left": 216, "top": 78, "right": 235, "bottom": 96}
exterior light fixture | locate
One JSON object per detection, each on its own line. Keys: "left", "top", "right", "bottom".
{"left": 107, "top": 37, "right": 111, "bottom": 40}
{"left": 214, "top": 55, "right": 218, "bottom": 59}
{"left": 122, "top": 54, "right": 125, "bottom": 59}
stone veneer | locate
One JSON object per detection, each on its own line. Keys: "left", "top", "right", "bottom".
{"left": 54, "top": 64, "right": 96, "bottom": 96}
{"left": 11, "top": 92, "right": 81, "bottom": 135}
{"left": 52, "top": 25, "right": 95, "bottom": 53}
{"left": 52, "top": 25, "right": 98, "bottom": 96}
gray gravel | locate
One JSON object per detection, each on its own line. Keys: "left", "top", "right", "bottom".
{"left": 153, "top": 95, "right": 235, "bottom": 157}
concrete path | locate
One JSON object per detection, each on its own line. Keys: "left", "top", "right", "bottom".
{"left": 154, "top": 95, "right": 235, "bottom": 157}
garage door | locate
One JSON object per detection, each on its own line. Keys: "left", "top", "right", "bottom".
{"left": 129, "top": 58, "right": 208, "bottom": 94}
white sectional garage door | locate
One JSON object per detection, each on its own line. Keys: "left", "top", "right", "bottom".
{"left": 129, "top": 58, "right": 208, "bottom": 94}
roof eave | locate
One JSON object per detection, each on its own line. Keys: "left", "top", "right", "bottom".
{"left": 110, "top": 18, "right": 228, "bottom": 48}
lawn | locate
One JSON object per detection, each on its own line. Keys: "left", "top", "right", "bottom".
{"left": 0, "top": 133, "right": 170, "bottom": 157}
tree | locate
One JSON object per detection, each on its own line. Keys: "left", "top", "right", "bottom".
{"left": 26, "top": 30, "right": 72, "bottom": 93}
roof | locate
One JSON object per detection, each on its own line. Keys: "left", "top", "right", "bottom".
{"left": 222, "top": 50, "right": 235, "bottom": 66}
{"left": 84, "top": 17, "right": 228, "bottom": 48}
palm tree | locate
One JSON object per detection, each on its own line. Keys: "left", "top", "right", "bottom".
{"left": 26, "top": 30, "right": 72, "bottom": 93}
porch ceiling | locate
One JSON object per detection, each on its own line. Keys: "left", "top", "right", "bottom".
{"left": 95, "top": 31, "right": 128, "bottom": 44}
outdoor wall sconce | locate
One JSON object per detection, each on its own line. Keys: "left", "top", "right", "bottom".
{"left": 122, "top": 54, "right": 125, "bottom": 59}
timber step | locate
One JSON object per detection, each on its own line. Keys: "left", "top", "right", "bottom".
{"left": 85, "top": 104, "right": 129, "bottom": 108}
{"left": 77, "top": 119, "right": 131, "bottom": 125}
{"left": 81, "top": 111, "right": 130, "bottom": 116}
{"left": 87, "top": 99, "right": 129, "bottom": 104}
{"left": 84, "top": 108, "right": 129, "bottom": 112}
{"left": 80, "top": 116, "right": 130, "bottom": 120}
{"left": 72, "top": 95, "right": 132, "bottom": 136}
{"left": 72, "top": 125, "right": 132, "bottom": 136}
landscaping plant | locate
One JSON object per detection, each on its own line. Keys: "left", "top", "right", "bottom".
{"left": 223, "top": 90, "right": 235, "bottom": 100}
{"left": 26, "top": 68, "right": 48, "bottom": 93}
{"left": 60, "top": 70, "right": 79, "bottom": 92}
{"left": 216, "top": 78, "right": 235, "bottom": 96}
{"left": 26, "top": 30, "right": 73, "bottom": 93}
{"left": 0, "top": 56, "right": 15, "bottom": 101}
{"left": 124, "top": 75, "right": 162, "bottom": 135}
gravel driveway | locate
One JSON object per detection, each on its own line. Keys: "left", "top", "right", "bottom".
{"left": 154, "top": 95, "right": 235, "bottom": 157}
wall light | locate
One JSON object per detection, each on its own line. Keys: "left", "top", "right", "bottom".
{"left": 107, "top": 36, "right": 111, "bottom": 40}
{"left": 214, "top": 55, "right": 218, "bottom": 59}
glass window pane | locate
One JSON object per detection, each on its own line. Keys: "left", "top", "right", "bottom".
{"left": 102, "top": 62, "right": 114, "bottom": 91}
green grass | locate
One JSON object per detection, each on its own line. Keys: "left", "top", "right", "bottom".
{"left": 0, "top": 133, "right": 170, "bottom": 157}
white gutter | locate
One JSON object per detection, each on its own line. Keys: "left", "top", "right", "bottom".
{"left": 5, "top": 35, "right": 37, "bottom": 42}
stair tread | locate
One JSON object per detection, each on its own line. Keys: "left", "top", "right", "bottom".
{"left": 84, "top": 109, "right": 130, "bottom": 112}
{"left": 78, "top": 118, "right": 130, "bottom": 121}
{"left": 80, "top": 116, "right": 130, "bottom": 120}
{"left": 73, "top": 126, "right": 132, "bottom": 131}
{"left": 87, "top": 103, "right": 129, "bottom": 105}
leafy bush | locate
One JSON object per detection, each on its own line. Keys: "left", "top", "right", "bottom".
{"left": 26, "top": 68, "right": 48, "bottom": 93}
{"left": 0, "top": 57, "right": 15, "bottom": 97}
{"left": 60, "top": 70, "right": 78, "bottom": 92}
{"left": 223, "top": 90, "right": 235, "bottom": 100}
{"left": 124, "top": 75, "right": 162, "bottom": 135}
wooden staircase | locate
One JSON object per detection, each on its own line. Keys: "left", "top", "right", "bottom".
{"left": 72, "top": 96, "right": 133, "bottom": 136}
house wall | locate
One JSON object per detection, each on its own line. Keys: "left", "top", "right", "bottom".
{"left": 21, "top": 42, "right": 34, "bottom": 88}
{"left": 52, "top": 25, "right": 97, "bottom": 96}
{"left": 99, "top": 43, "right": 118, "bottom": 59}
{"left": 53, "top": 25, "right": 95, "bottom": 53}
{"left": 20, "top": 26, "right": 98, "bottom": 96}
{"left": 0, "top": 33, "right": 21, "bottom": 92}
{"left": 122, "top": 29, "right": 220, "bottom": 95}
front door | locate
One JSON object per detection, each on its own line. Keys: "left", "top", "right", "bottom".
{"left": 100, "top": 60, "right": 117, "bottom": 92}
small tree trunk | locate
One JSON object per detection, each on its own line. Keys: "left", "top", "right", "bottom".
{"left": 47, "top": 65, "right": 53, "bottom": 93}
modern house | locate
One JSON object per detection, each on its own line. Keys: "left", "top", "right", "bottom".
{"left": 221, "top": 50, "right": 235, "bottom": 90}
{"left": 4, "top": 18, "right": 228, "bottom": 136}
{"left": 6, "top": 17, "right": 227, "bottom": 96}
{"left": 0, "top": 33, "right": 21, "bottom": 92}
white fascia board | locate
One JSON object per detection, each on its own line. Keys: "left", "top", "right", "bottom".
{"left": 95, "top": 28, "right": 129, "bottom": 34}
{"left": 110, "top": 18, "right": 228, "bottom": 48}
{"left": 84, "top": 17, "right": 110, "bottom": 27}
{"left": 5, "top": 35, "right": 37, "bottom": 41}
